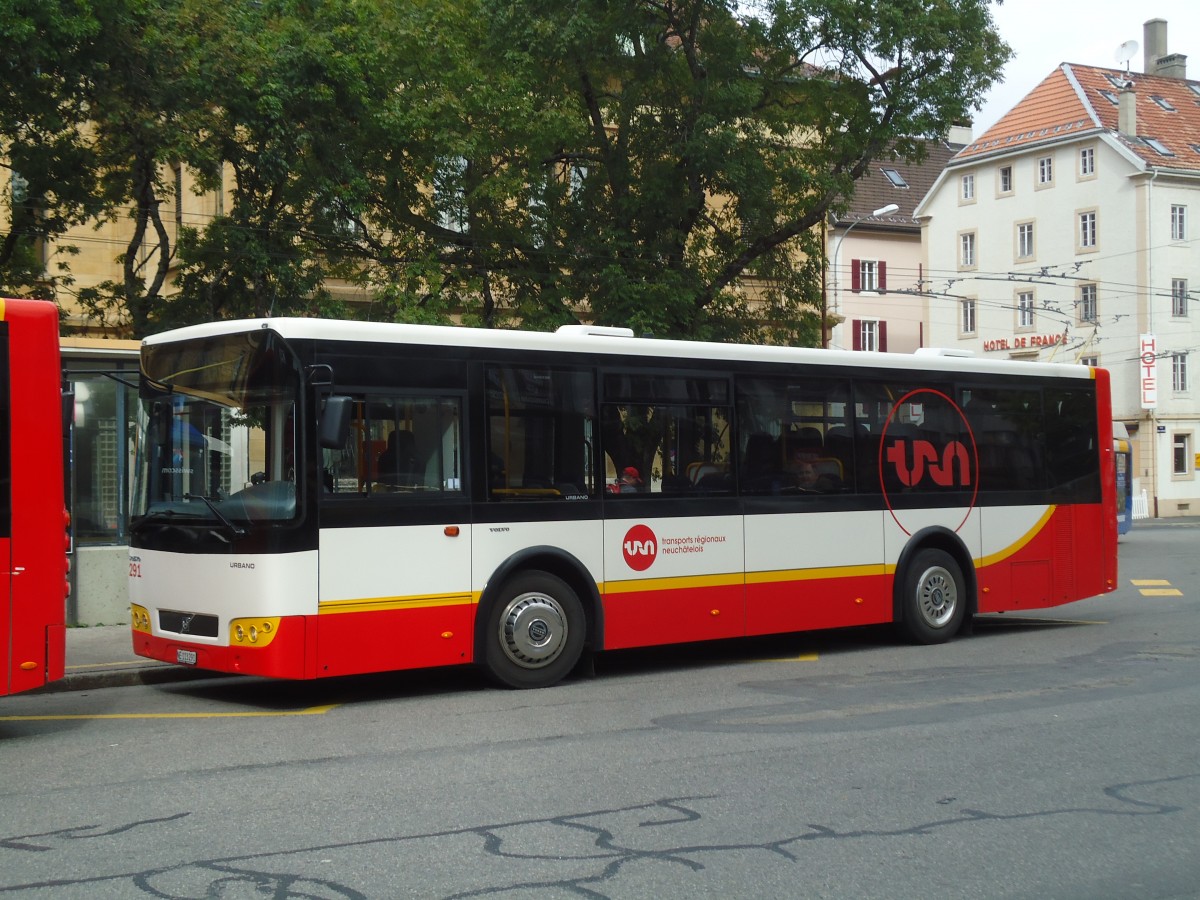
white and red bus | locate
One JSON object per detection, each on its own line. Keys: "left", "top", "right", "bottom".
{"left": 2, "top": 298, "right": 68, "bottom": 696}
{"left": 129, "top": 319, "right": 1118, "bottom": 688}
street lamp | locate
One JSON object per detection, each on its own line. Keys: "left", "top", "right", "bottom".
{"left": 826, "top": 203, "right": 900, "bottom": 348}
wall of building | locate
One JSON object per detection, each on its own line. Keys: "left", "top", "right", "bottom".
{"left": 920, "top": 133, "right": 1200, "bottom": 517}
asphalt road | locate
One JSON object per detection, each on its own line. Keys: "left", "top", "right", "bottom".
{"left": 1, "top": 521, "right": 1198, "bottom": 899}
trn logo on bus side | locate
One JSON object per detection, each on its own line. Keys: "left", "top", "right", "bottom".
{"left": 884, "top": 438, "right": 972, "bottom": 487}
{"left": 880, "top": 388, "right": 979, "bottom": 537}
{"left": 622, "top": 524, "right": 658, "bottom": 571}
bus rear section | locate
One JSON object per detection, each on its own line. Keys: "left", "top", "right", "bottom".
{"left": 1, "top": 299, "right": 68, "bottom": 696}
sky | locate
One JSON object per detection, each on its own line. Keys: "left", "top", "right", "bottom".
{"left": 972, "top": 1, "right": 1200, "bottom": 135}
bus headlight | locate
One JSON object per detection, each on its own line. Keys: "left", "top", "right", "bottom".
{"left": 229, "top": 617, "right": 281, "bottom": 648}
{"left": 130, "top": 605, "right": 152, "bottom": 633}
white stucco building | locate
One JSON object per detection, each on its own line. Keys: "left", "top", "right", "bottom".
{"left": 915, "top": 19, "right": 1200, "bottom": 518}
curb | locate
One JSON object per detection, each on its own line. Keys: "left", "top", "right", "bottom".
{"left": 34, "top": 665, "right": 222, "bottom": 694}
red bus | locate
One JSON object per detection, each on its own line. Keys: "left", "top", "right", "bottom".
{"left": 2, "top": 298, "right": 68, "bottom": 696}
{"left": 129, "top": 319, "right": 1118, "bottom": 689}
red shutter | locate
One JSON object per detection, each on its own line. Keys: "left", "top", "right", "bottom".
{"left": 851, "top": 319, "right": 862, "bottom": 350}
{"left": 878, "top": 321, "right": 888, "bottom": 352}
{"left": 878, "top": 261, "right": 887, "bottom": 292}
{"left": 850, "top": 259, "right": 861, "bottom": 292}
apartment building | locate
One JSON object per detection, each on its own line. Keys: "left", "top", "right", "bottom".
{"left": 916, "top": 19, "right": 1200, "bottom": 518}
{"left": 826, "top": 135, "right": 967, "bottom": 353}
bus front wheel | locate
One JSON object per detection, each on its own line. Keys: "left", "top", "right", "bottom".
{"left": 482, "top": 571, "right": 585, "bottom": 689}
{"left": 899, "top": 548, "right": 966, "bottom": 644}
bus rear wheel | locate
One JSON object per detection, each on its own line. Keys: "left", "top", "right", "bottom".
{"left": 482, "top": 571, "right": 585, "bottom": 689}
{"left": 899, "top": 548, "right": 966, "bottom": 644}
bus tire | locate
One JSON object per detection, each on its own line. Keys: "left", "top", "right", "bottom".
{"left": 899, "top": 548, "right": 966, "bottom": 644}
{"left": 481, "top": 571, "right": 585, "bottom": 689}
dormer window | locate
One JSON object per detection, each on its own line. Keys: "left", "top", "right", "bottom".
{"left": 881, "top": 167, "right": 909, "bottom": 188}
{"left": 1151, "top": 94, "right": 1176, "bottom": 112}
{"left": 1144, "top": 137, "right": 1174, "bottom": 157}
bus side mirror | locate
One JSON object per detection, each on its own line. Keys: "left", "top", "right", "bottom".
{"left": 319, "top": 396, "right": 353, "bottom": 449}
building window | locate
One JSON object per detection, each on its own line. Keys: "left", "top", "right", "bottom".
{"left": 171, "top": 162, "right": 184, "bottom": 235}
{"left": 855, "top": 319, "right": 882, "bottom": 352}
{"left": 435, "top": 155, "right": 470, "bottom": 233}
{"left": 1078, "top": 211, "right": 1097, "bottom": 250}
{"left": 1016, "top": 222, "right": 1035, "bottom": 260}
{"left": 1037, "top": 155, "right": 1054, "bottom": 186}
{"left": 1079, "top": 283, "right": 1098, "bottom": 322}
{"left": 1173, "top": 433, "right": 1191, "bottom": 476}
{"left": 1017, "top": 291, "right": 1035, "bottom": 329}
{"left": 1173, "top": 279, "right": 1189, "bottom": 318}
{"left": 881, "top": 167, "right": 909, "bottom": 188}
{"left": 1172, "top": 353, "right": 1188, "bottom": 393}
{"left": 960, "top": 298, "right": 976, "bottom": 336}
{"left": 1080, "top": 355, "right": 1099, "bottom": 367}
{"left": 959, "top": 231, "right": 976, "bottom": 269}
{"left": 1079, "top": 146, "right": 1095, "bottom": 177}
{"left": 961, "top": 173, "right": 975, "bottom": 202}
{"left": 1145, "top": 137, "right": 1174, "bottom": 157}
{"left": 998, "top": 165, "right": 1013, "bottom": 194}
{"left": 1171, "top": 205, "right": 1187, "bottom": 241}
{"left": 851, "top": 259, "right": 886, "bottom": 292}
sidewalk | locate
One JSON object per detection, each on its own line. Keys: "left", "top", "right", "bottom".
{"left": 38, "top": 625, "right": 217, "bottom": 693}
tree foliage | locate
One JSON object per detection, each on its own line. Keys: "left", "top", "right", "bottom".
{"left": 0, "top": 0, "right": 1010, "bottom": 341}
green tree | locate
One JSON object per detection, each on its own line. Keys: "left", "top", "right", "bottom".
{"left": 3, "top": 0, "right": 1009, "bottom": 343}
{"left": 0, "top": 0, "right": 108, "bottom": 299}
{"left": 357, "top": 0, "right": 1009, "bottom": 342}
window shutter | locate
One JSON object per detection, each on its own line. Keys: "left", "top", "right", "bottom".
{"left": 852, "top": 320, "right": 862, "bottom": 350}
{"left": 850, "top": 259, "right": 861, "bottom": 292}
{"left": 878, "top": 321, "right": 888, "bottom": 352}
{"left": 878, "top": 261, "right": 887, "bottom": 292}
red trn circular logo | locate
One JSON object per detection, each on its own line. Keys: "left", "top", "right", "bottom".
{"left": 622, "top": 524, "right": 658, "bottom": 571}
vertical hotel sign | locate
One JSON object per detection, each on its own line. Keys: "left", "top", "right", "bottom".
{"left": 1140, "top": 333, "right": 1157, "bottom": 409}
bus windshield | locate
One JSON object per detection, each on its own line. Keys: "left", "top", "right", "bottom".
{"left": 131, "top": 329, "right": 302, "bottom": 528}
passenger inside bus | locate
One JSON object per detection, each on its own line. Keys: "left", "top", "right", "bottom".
{"left": 615, "top": 466, "right": 643, "bottom": 493}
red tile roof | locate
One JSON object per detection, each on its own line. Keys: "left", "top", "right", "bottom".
{"left": 956, "top": 64, "right": 1200, "bottom": 172}
{"left": 836, "top": 140, "right": 963, "bottom": 229}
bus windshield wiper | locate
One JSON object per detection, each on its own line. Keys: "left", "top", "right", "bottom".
{"left": 184, "top": 493, "right": 247, "bottom": 539}
{"left": 129, "top": 508, "right": 196, "bottom": 534}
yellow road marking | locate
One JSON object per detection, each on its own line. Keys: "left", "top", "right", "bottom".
{"left": 0, "top": 704, "right": 339, "bottom": 722}
{"left": 758, "top": 652, "right": 820, "bottom": 662}
{"left": 1132, "top": 578, "right": 1183, "bottom": 597}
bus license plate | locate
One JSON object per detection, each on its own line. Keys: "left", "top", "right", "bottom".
{"left": 176, "top": 649, "right": 197, "bottom": 666}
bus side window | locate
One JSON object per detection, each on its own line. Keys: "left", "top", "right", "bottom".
{"left": 486, "top": 366, "right": 596, "bottom": 500}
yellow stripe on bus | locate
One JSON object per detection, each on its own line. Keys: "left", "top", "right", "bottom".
{"left": 600, "top": 572, "right": 743, "bottom": 594}
{"left": 975, "top": 506, "right": 1056, "bottom": 568}
{"left": 746, "top": 563, "right": 886, "bottom": 584}
{"left": 319, "top": 593, "right": 477, "bottom": 615}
